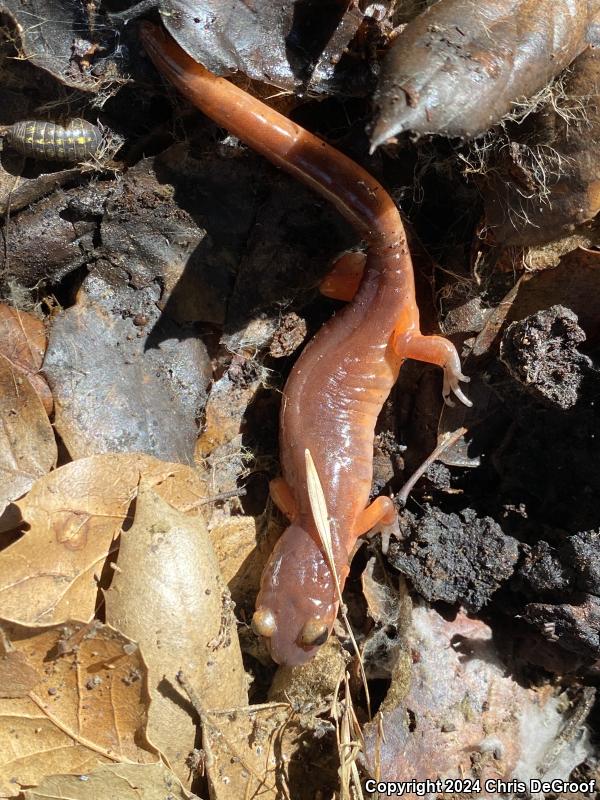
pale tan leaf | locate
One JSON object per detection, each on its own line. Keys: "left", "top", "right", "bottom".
{"left": 0, "top": 454, "right": 207, "bottom": 624}
{"left": 0, "top": 620, "right": 158, "bottom": 797}
{"left": 208, "top": 515, "right": 278, "bottom": 608}
{"left": 23, "top": 762, "right": 190, "bottom": 800}
{"left": 0, "top": 353, "right": 56, "bottom": 516}
{"left": 104, "top": 482, "right": 247, "bottom": 786}
{"left": 0, "top": 651, "right": 42, "bottom": 698}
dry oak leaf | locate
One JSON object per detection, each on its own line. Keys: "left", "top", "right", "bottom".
{"left": 0, "top": 619, "right": 158, "bottom": 798}
{"left": 22, "top": 762, "right": 190, "bottom": 800}
{"left": 104, "top": 482, "right": 247, "bottom": 787}
{"left": 0, "top": 303, "right": 52, "bottom": 414}
{"left": 0, "top": 453, "right": 207, "bottom": 625}
{"left": 200, "top": 703, "right": 339, "bottom": 800}
{"left": 208, "top": 515, "right": 281, "bottom": 609}
{"left": 371, "top": 0, "right": 600, "bottom": 145}
{"left": 0, "top": 353, "right": 57, "bottom": 518}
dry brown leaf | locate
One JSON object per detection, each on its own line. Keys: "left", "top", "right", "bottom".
{"left": 361, "top": 556, "right": 403, "bottom": 628}
{"left": 23, "top": 762, "right": 189, "bottom": 800}
{"left": 104, "top": 482, "right": 247, "bottom": 786}
{"left": 0, "top": 353, "right": 56, "bottom": 517}
{"left": 0, "top": 453, "right": 207, "bottom": 625}
{"left": 0, "top": 632, "right": 42, "bottom": 698}
{"left": 0, "top": 303, "right": 52, "bottom": 414}
{"left": 201, "top": 703, "right": 338, "bottom": 800}
{"left": 196, "top": 361, "right": 264, "bottom": 456}
{"left": 208, "top": 515, "right": 279, "bottom": 608}
{"left": 372, "top": 0, "right": 600, "bottom": 144}
{"left": 0, "top": 619, "right": 158, "bottom": 797}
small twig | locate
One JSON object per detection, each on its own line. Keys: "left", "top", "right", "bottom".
{"left": 198, "top": 487, "right": 247, "bottom": 505}
{"left": 397, "top": 427, "right": 467, "bottom": 507}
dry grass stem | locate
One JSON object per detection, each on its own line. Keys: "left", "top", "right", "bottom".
{"left": 304, "top": 448, "right": 372, "bottom": 719}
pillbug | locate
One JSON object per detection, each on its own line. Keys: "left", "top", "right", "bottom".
{"left": 3, "top": 118, "right": 103, "bottom": 162}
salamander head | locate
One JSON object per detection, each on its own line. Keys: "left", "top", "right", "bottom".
{"left": 252, "top": 523, "right": 342, "bottom": 666}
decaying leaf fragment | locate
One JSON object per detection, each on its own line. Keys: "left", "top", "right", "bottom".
{"left": 23, "top": 763, "right": 189, "bottom": 800}
{"left": 0, "top": 620, "right": 158, "bottom": 797}
{"left": 371, "top": 0, "right": 600, "bottom": 145}
{"left": 0, "top": 303, "right": 52, "bottom": 413}
{"left": 200, "top": 702, "right": 338, "bottom": 800}
{"left": 508, "top": 246, "right": 600, "bottom": 343}
{"left": 0, "top": 0, "right": 126, "bottom": 91}
{"left": 104, "top": 482, "right": 247, "bottom": 786}
{"left": 0, "top": 453, "right": 207, "bottom": 624}
{"left": 136, "top": 0, "right": 366, "bottom": 94}
{"left": 481, "top": 47, "right": 600, "bottom": 246}
{"left": 43, "top": 293, "right": 210, "bottom": 464}
{"left": 362, "top": 607, "right": 592, "bottom": 792}
{"left": 0, "top": 353, "right": 56, "bottom": 517}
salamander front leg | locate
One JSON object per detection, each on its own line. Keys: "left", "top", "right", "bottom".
{"left": 319, "top": 249, "right": 366, "bottom": 301}
{"left": 352, "top": 496, "right": 398, "bottom": 555}
{"left": 394, "top": 331, "right": 472, "bottom": 407}
{"left": 355, "top": 495, "right": 396, "bottom": 536}
{"left": 269, "top": 477, "right": 297, "bottom": 520}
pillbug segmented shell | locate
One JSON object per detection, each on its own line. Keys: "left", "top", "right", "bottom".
{"left": 4, "top": 118, "right": 103, "bottom": 162}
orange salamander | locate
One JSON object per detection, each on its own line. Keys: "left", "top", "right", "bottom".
{"left": 140, "top": 22, "right": 471, "bottom": 666}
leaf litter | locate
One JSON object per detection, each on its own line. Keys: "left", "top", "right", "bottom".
{"left": 1, "top": 1, "right": 600, "bottom": 797}
{"left": 0, "top": 619, "right": 158, "bottom": 797}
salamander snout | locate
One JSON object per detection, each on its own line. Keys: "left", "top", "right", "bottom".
{"left": 252, "top": 602, "right": 334, "bottom": 665}
{"left": 253, "top": 522, "right": 339, "bottom": 665}
{"left": 252, "top": 608, "right": 329, "bottom": 647}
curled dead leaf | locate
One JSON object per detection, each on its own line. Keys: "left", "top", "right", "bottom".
{"left": 104, "top": 482, "right": 247, "bottom": 786}
{"left": 0, "top": 619, "right": 158, "bottom": 797}
{"left": 372, "top": 0, "right": 600, "bottom": 145}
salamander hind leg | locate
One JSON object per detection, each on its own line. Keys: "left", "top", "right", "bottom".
{"left": 319, "top": 249, "right": 366, "bottom": 301}
{"left": 394, "top": 331, "right": 472, "bottom": 407}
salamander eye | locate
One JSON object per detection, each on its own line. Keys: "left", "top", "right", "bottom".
{"left": 252, "top": 607, "right": 277, "bottom": 638}
{"left": 299, "top": 618, "right": 329, "bottom": 647}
